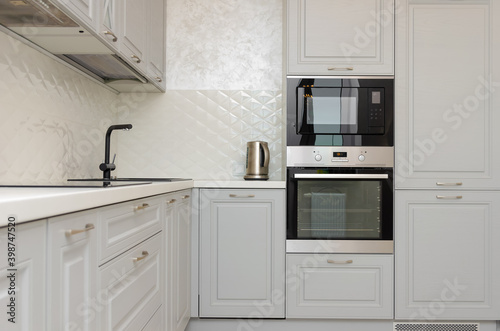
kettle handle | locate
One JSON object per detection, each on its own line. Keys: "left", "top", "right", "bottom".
{"left": 260, "top": 143, "right": 270, "bottom": 168}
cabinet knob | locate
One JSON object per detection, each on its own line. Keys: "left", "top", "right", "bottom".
{"left": 167, "top": 199, "right": 177, "bottom": 204}
{"left": 155, "top": 77, "right": 162, "bottom": 82}
{"left": 103, "top": 30, "right": 118, "bottom": 42}
{"left": 132, "top": 251, "right": 149, "bottom": 262}
{"left": 182, "top": 195, "right": 190, "bottom": 199}
{"left": 65, "top": 223, "right": 95, "bottom": 236}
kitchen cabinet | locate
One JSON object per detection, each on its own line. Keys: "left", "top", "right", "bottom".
{"left": 0, "top": 221, "right": 46, "bottom": 331}
{"left": 199, "top": 189, "right": 285, "bottom": 318}
{"left": 287, "top": 0, "right": 395, "bottom": 75}
{"left": 47, "top": 210, "right": 98, "bottom": 331}
{"left": 53, "top": 0, "right": 98, "bottom": 29}
{"left": 98, "top": 196, "right": 163, "bottom": 265}
{"left": 100, "top": 0, "right": 120, "bottom": 52}
{"left": 120, "top": 0, "right": 147, "bottom": 72}
{"left": 165, "top": 190, "right": 192, "bottom": 331}
{"left": 98, "top": 233, "right": 162, "bottom": 330}
{"left": 394, "top": 0, "right": 500, "bottom": 189}
{"left": 395, "top": 190, "right": 500, "bottom": 320}
{"left": 287, "top": 254, "right": 393, "bottom": 319}
{"left": 147, "top": 0, "right": 167, "bottom": 89}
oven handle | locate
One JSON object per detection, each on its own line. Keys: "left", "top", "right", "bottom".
{"left": 294, "top": 174, "right": 389, "bottom": 179}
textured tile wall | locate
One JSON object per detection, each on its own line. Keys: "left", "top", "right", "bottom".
{"left": 0, "top": 31, "right": 119, "bottom": 183}
{"left": 0, "top": 0, "right": 284, "bottom": 183}
{"left": 116, "top": 0, "right": 285, "bottom": 181}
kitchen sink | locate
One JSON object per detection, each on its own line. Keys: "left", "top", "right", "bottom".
{"left": 68, "top": 177, "right": 191, "bottom": 182}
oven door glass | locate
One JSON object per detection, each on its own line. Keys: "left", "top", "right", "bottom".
{"left": 287, "top": 168, "right": 393, "bottom": 240}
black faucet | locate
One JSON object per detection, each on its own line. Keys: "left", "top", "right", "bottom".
{"left": 99, "top": 124, "right": 133, "bottom": 181}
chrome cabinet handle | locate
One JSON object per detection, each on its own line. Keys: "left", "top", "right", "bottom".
{"left": 65, "top": 223, "right": 95, "bottom": 236}
{"left": 327, "top": 259, "right": 353, "bottom": 264}
{"left": 436, "top": 195, "right": 463, "bottom": 200}
{"left": 131, "top": 55, "right": 141, "bottom": 63}
{"left": 134, "top": 203, "right": 150, "bottom": 211}
{"left": 436, "top": 182, "right": 463, "bottom": 186}
{"left": 229, "top": 194, "right": 255, "bottom": 198}
{"left": 132, "top": 251, "right": 149, "bottom": 262}
{"left": 103, "top": 30, "right": 117, "bottom": 42}
{"left": 182, "top": 195, "right": 190, "bottom": 199}
{"left": 166, "top": 199, "right": 177, "bottom": 204}
{"left": 327, "top": 67, "right": 354, "bottom": 71}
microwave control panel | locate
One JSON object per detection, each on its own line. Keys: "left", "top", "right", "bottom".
{"left": 287, "top": 146, "right": 394, "bottom": 168}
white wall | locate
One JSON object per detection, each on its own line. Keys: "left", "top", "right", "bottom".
{"left": 0, "top": 0, "right": 284, "bottom": 183}
{"left": 0, "top": 30, "right": 119, "bottom": 183}
{"left": 115, "top": 0, "right": 284, "bottom": 181}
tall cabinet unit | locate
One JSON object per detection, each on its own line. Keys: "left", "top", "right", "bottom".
{"left": 287, "top": 0, "right": 395, "bottom": 75}
{"left": 395, "top": 0, "right": 500, "bottom": 320}
{"left": 199, "top": 189, "right": 286, "bottom": 318}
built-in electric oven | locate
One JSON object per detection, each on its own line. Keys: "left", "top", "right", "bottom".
{"left": 287, "top": 77, "right": 394, "bottom": 147}
{"left": 286, "top": 146, "right": 393, "bottom": 253}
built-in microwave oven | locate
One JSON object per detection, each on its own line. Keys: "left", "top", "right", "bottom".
{"left": 286, "top": 77, "right": 394, "bottom": 147}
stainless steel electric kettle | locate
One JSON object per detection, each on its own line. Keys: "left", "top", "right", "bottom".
{"left": 244, "top": 141, "right": 270, "bottom": 180}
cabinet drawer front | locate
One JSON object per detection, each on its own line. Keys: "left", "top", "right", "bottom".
{"left": 286, "top": 254, "right": 393, "bottom": 319}
{"left": 99, "top": 233, "right": 162, "bottom": 330}
{"left": 99, "top": 196, "right": 162, "bottom": 264}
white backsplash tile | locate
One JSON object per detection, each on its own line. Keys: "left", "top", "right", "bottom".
{"left": 116, "top": 90, "right": 284, "bottom": 181}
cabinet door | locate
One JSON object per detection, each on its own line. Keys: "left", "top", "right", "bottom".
{"left": 99, "top": 233, "right": 162, "bottom": 330}
{"left": 120, "top": 0, "right": 147, "bottom": 71}
{"left": 147, "top": 0, "right": 166, "bottom": 89}
{"left": 287, "top": 254, "right": 393, "bottom": 319}
{"left": 199, "top": 189, "right": 285, "bottom": 318}
{"left": 287, "top": 0, "right": 394, "bottom": 75}
{"left": 0, "top": 221, "right": 46, "bottom": 331}
{"left": 53, "top": 0, "right": 98, "bottom": 29}
{"left": 395, "top": 190, "right": 500, "bottom": 320}
{"left": 47, "top": 210, "right": 98, "bottom": 331}
{"left": 165, "top": 190, "right": 192, "bottom": 331}
{"left": 395, "top": 0, "right": 500, "bottom": 189}
{"left": 100, "top": 0, "right": 120, "bottom": 50}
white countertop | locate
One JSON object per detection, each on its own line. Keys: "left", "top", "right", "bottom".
{"left": 0, "top": 180, "right": 286, "bottom": 226}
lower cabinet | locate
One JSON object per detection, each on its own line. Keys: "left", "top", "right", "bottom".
{"left": 286, "top": 254, "right": 394, "bottom": 319}
{"left": 47, "top": 210, "right": 98, "bottom": 331}
{"left": 199, "top": 189, "right": 286, "bottom": 318}
{"left": 164, "top": 190, "right": 192, "bottom": 331}
{"left": 99, "top": 233, "right": 162, "bottom": 330}
{"left": 395, "top": 190, "right": 500, "bottom": 320}
{"left": 0, "top": 220, "right": 47, "bottom": 331}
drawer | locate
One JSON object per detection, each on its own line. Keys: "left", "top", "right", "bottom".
{"left": 99, "top": 233, "right": 162, "bottom": 330}
{"left": 99, "top": 196, "right": 162, "bottom": 264}
{"left": 286, "top": 254, "right": 393, "bottom": 319}
{"left": 142, "top": 305, "right": 162, "bottom": 331}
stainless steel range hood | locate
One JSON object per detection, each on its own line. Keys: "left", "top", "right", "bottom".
{"left": 0, "top": 0, "right": 150, "bottom": 92}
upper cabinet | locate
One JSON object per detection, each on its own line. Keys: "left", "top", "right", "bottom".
{"left": 53, "top": 0, "right": 98, "bottom": 29}
{"left": 395, "top": 0, "right": 500, "bottom": 189}
{"left": 120, "top": 0, "right": 147, "bottom": 72}
{"left": 147, "top": 0, "right": 167, "bottom": 89}
{"left": 287, "top": 0, "right": 395, "bottom": 75}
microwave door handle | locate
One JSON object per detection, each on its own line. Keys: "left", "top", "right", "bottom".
{"left": 294, "top": 174, "right": 389, "bottom": 179}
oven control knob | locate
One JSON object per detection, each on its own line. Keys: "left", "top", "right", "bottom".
{"left": 358, "top": 154, "right": 365, "bottom": 162}
{"left": 315, "top": 154, "right": 322, "bottom": 161}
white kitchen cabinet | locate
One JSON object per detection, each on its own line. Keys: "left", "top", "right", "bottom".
{"left": 287, "top": 0, "right": 395, "bottom": 75}
{"left": 53, "top": 0, "right": 98, "bottom": 30}
{"left": 98, "top": 195, "right": 162, "bottom": 265}
{"left": 99, "top": 233, "right": 162, "bottom": 330}
{"left": 147, "top": 0, "right": 166, "bottom": 89}
{"left": 287, "top": 253, "right": 393, "bottom": 319}
{"left": 199, "top": 189, "right": 285, "bottom": 318}
{"left": 99, "top": 0, "right": 120, "bottom": 51}
{"left": 165, "top": 190, "right": 192, "bottom": 331}
{"left": 47, "top": 210, "right": 98, "bottom": 331}
{"left": 395, "top": 190, "right": 500, "bottom": 320}
{"left": 119, "top": 0, "right": 147, "bottom": 72}
{"left": 395, "top": 0, "right": 500, "bottom": 189}
{"left": 0, "top": 220, "right": 46, "bottom": 331}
